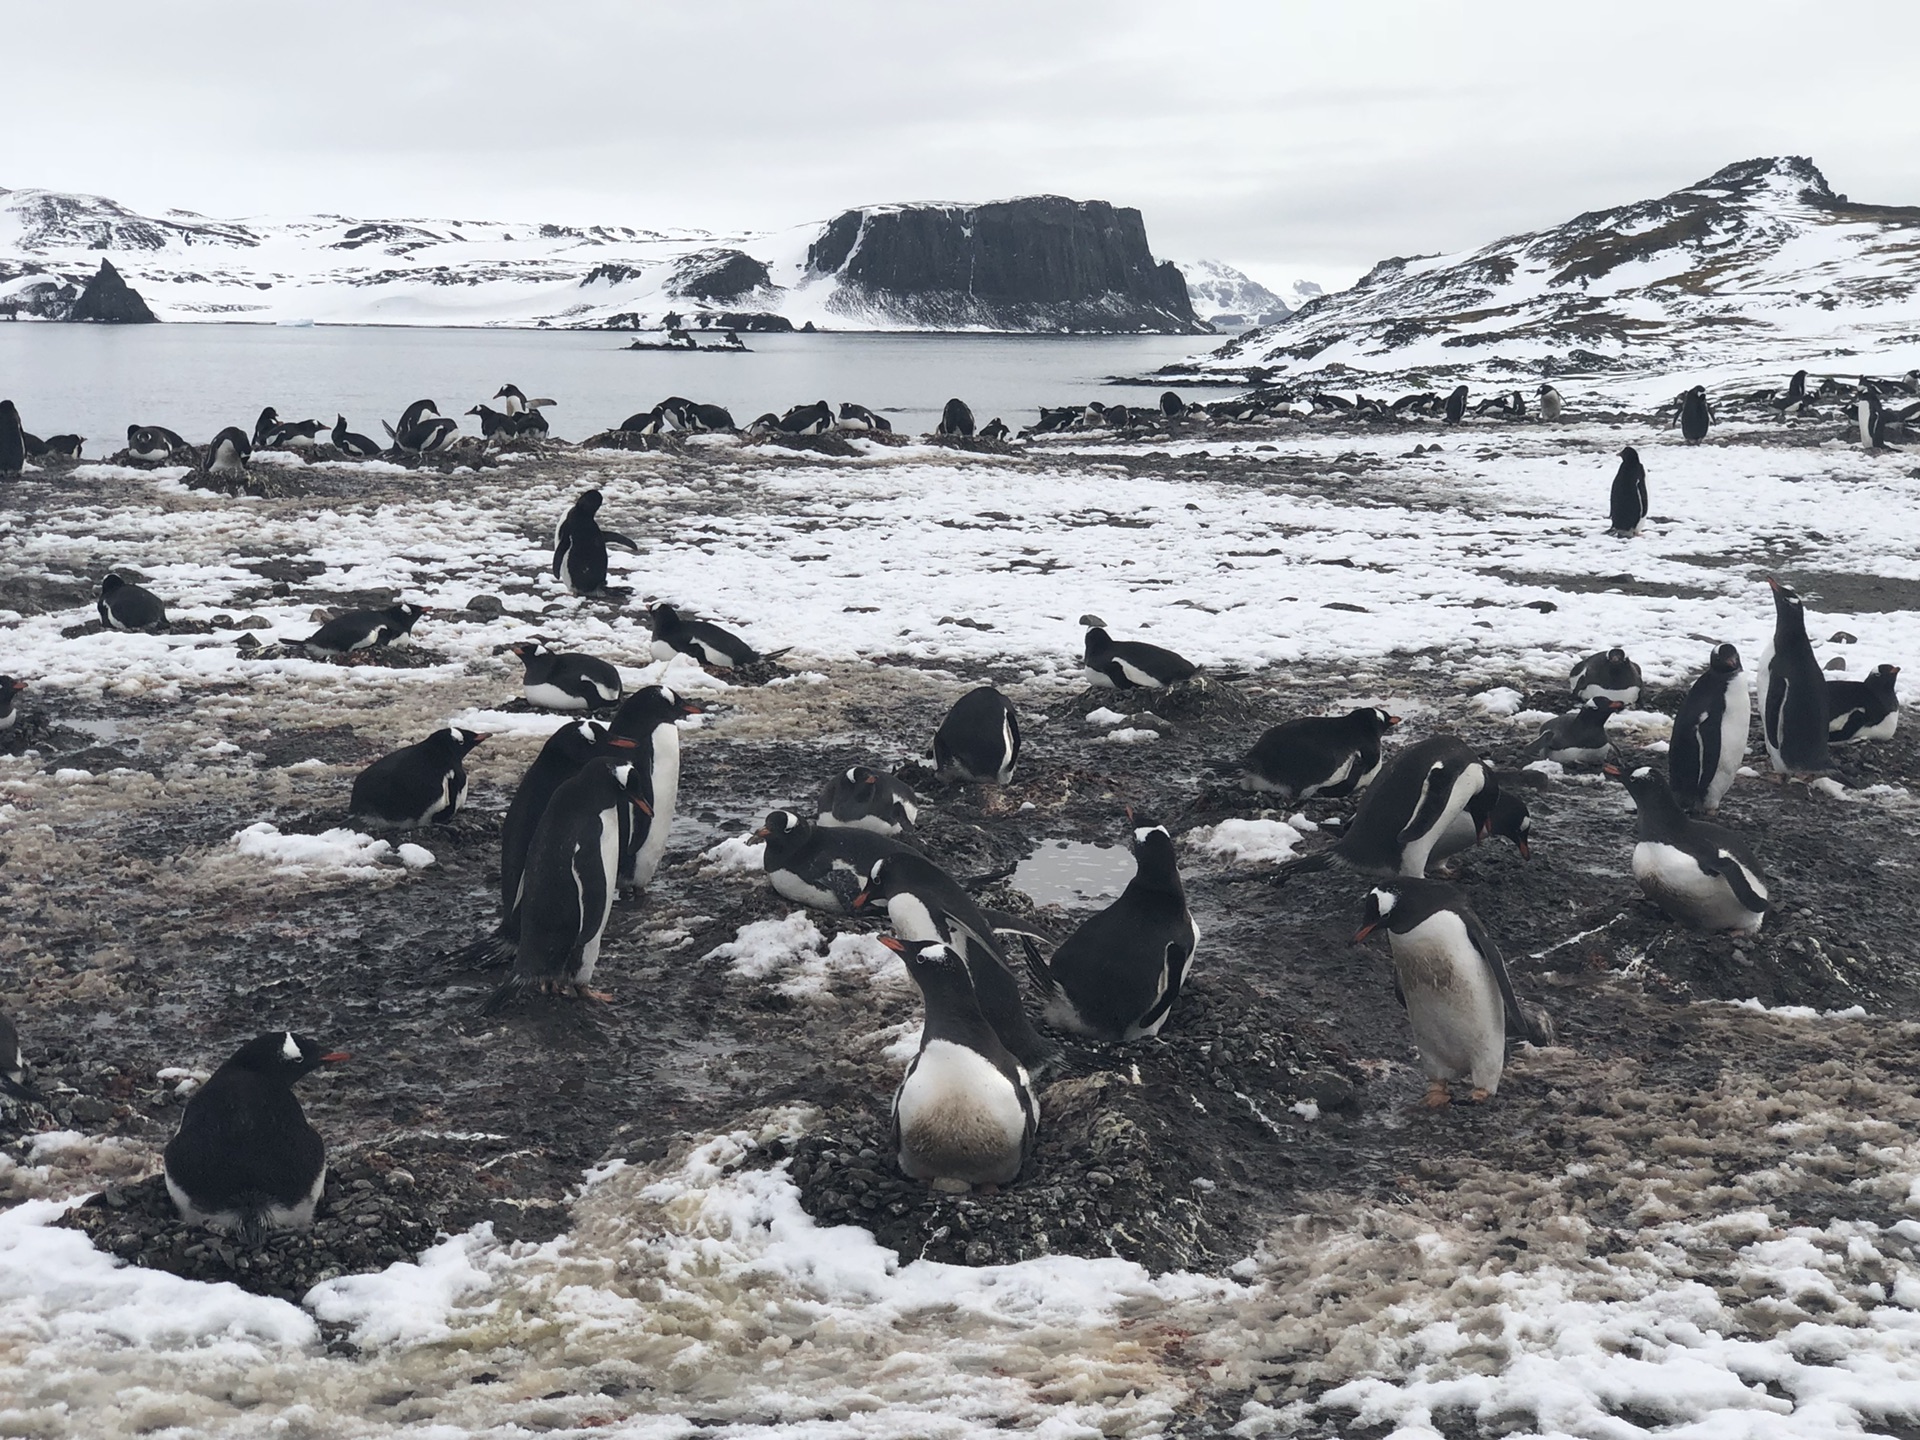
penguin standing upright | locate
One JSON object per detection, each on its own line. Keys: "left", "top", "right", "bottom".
{"left": 933, "top": 686, "right": 1020, "bottom": 783}
{"left": 1240, "top": 707, "right": 1400, "bottom": 799}
{"left": 884, "top": 936, "right": 1038, "bottom": 1192}
{"left": 1756, "top": 577, "right": 1832, "bottom": 775}
{"left": 205, "top": 427, "right": 252, "bottom": 476}
{"left": 607, "top": 684, "right": 701, "bottom": 896}
{"left": 1080, "top": 618, "right": 1198, "bottom": 690}
{"left": 817, "top": 765, "right": 919, "bottom": 835}
{"left": 1353, "top": 880, "right": 1554, "bottom": 1108}
{"left": 349, "top": 727, "right": 488, "bottom": 827}
{"left": 163, "top": 1032, "right": 348, "bottom": 1243}
{"left": 1276, "top": 736, "right": 1497, "bottom": 880}
{"left": 1668, "top": 644, "right": 1749, "bottom": 813}
{"left": 552, "top": 489, "right": 640, "bottom": 596}
{"left": 1536, "top": 384, "right": 1563, "bottom": 422}
{"left": 1828, "top": 663, "right": 1900, "bottom": 743}
{"left": 1679, "top": 385, "right": 1712, "bottom": 443}
{"left": 97, "top": 573, "right": 169, "bottom": 631}
{"left": 1024, "top": 822, "right": 1199, "bottom": 1042}
{"left": 1607, "top": 446, "right": 1648, "bottom": 535}
{"left": 486, "top": 758, "right": 652, "bottom": 1009}
{"left": 1859, "top": 388, "right": 1887, "bottom": 450}
{"left": 1443, "top": 386, "right": 1468, "bottom": 424}
{"left": 0, "top": 400, "right": 24, "bottom": 479}
{"left": 1617, "top": 767, "right": 1771, "bottom": 932}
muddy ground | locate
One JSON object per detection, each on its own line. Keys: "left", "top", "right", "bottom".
{"left": 4, "top": 432, "right": 1919, "bottom": 1424}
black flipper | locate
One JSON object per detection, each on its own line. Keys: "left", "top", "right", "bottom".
{"left": 1019, "top": 934, "right": 1057, "bottom": 997}
{"left": 601, "top": 530, "right": 643, "bottom": 553}
{"left": 1462, "top": 906, "right": 1555, "bottom": 1046}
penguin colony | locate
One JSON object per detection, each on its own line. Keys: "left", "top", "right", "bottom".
{"left": 0, "top": 365, "right": 1908, "bottom": 1231}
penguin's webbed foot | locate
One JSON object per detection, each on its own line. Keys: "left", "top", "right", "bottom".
{"left": 1421, "top": 1080, "right": 1452, "bottom": 1109}
{"left": 577, "top": 986, "right": 614, "bottom": 1003}
{"left": 1467, "top": 1087, "right": 1492, "bottom": 1104}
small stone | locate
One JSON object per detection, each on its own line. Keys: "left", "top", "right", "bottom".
{"left": 355, "top": 1213, "right": 384, "bottom": 1229}
{"left": 1830, "top": 631, "right": 1858, "bottom": 644}
{"left": 466, "top": 595, "right": 505, "bottom": 617}
{"left": 238, "top": 615, "right": 269, "bottom": 629}
{"left": 1825, "top": 656, "right": 1847, "bottom": 671}
{"left": 236, "top": 633, "right": 261, "bottom": 650}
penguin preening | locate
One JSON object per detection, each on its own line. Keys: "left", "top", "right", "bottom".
{"left": 1679, "top": 386, "right": 1712, "bottom": 443}
{"left": 606, "top": 684, "right": 701, "bottom": 897}
{"left": 1275, "top": 735, "right": 1499, "bottom": 881}
{"left": 1240, "top": 706, "right": 1400, "bottom": 799}
{"left": 1354, "top": 880, "right": 1554, "bottom": 1108}
{"left": 817, "top": 765, "right": 919, "bottom": 836}
{"left": 933, "top": 685, "right": 1021, "bottom": 784}
{"left": 205, "top": 427, "right": 252, "bottom": 476}
{"left": 647, "top": 603, "right": 786, "bottom": 669}
{"left": 1570, "top": 648, "right": 1642, "bottom": 705}
{"left": 163, "top": 1032, "right": 348, "bottom": 1244}
{"left": 350, "top": 726, "right": 488, "bottom": 827}
{"left": 0, "top": 400, "right": 24, "bottom": 479}
{"left": 935, "top": 398, "right": 976, "bottom": 438}
{"left": 331, "top": 416, "right": 384, "bottom": 458}
{"left": 1668, "top": 644, "right": 1749, "bottom": 813}
{"left": 757, "top": 808, "right": 909, "bottom": 913}
{"left": 387, "top": 400, "right": 459, "bottom": 454}
{"left": 1616, "top": 766, "right": 1771, "bottom": 933}
{"left": 979, "top": 418, "right": 1011, "bottom": 442}
{"left": 97, "top": 573, "right": 169, "bottom": 631}
{"left": 1080, "top": 617, "right": 1198, "bottom": 690}
{"left": 775, "top": 401, "right": 834, "bottom": 436}
{"left": 552, "top": 489, "right": 641, "bottom": 596}
{"left": 1607, "top": 446, "right": 1648, "bottom": 535}
{"left": 1828, "top": 663, "right": 1900, "bottom": 743}
{"left": 511, "top": 640, "right": 623, "bottom": 711}
{"left": 286, "top": 602, "right": 427, "bottom": 657}
{"left": 1524, "top": 697, "right": 1624, "bottom": 766}
{"left": 1756, "top": 577, "right": 1832, "bottom": 775}
{"left": 1023, "top": 821, "right": 1199, "bottom": 1042}
{"left": 485, "top": 758, "right": 653, "bottom": 1010}
{"left": 885, "top": 936, "right": 1038, "bottom": 1192}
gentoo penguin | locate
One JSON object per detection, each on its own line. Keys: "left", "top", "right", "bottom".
{"left": 349, "top": 726, "right": 487, "bottom": 827}
{"left": 27, "top": 433, "right": 85, "bottom": 459}
{"left": 552, "top": 489, "right": 641, "bottom": 597}
{"left": 1241, "top": 706, "right": 1400, "bottom": 799}
{"left": 1772, "top": 369, "right": 1809, "bottom": 418}
{"left": 776, "top": 401, "right": 834, "bottom": 436}
{"left": 681, "top": 400, "right": 734, "bottom": 431}
{"left": 1616, "top": 767, "right": 1771, "bottom": 933}
{"left": 607, "top": 684, "right": 701, "bottom": 896}
{"left": 936, "top": 398, "right": 976, "bottom": 438}
{"left": 1858, "top": 389, "right": 1887, "bottom": 450}
{"left": 933, "top": 685, "right": 1021, "bottom": 784}
{"left": 163, "top": 1032, "right": 348, "bottom": 1244}
{"left": 1081, "top": 618, "right": 1198, "bottom": 690}
{"left": 464, "top": 404, "right": 522, "bottom": 439}
{"left": 494, "top": 384, "right": 556, "bottom": 416}
{"left": 97, "top": 573, "right": 168, "bottom": 631}
{"left": 0, "top": 400, "right": 23, "bottom": 478}
{"left": 1353, "top": 880, "right": 1554, "bottom": 1107}
{"left": 1160, "top": 391, "right": 1188, "bottom": 419}
{"left": 1524, "top": 697, "right": 1624, "bottom": 765}
{"left": 1828, "top": 663, "right": 1900, "bottom": 743}
{"left": 1756, "top": 577, "right": 1831, "bottom": 775}
{"left": 254, "top": 410, "right": 323, "bottom": 449}
{"left": 979, "top": 417, "right": 1011, "bottom": 442}
{"left": 510, "top": 640, "right": 623, "bottom": 711}
{"left": 1443, "top": 386, "right": 1469, "bottom": 424}
{"left": 1536, "top": 384, "right": 1564, "bottom": 422}
{"left": 1277, "top": 735, "right": 1497, "bottom": 880}
{"left": 0, "top": 676, "right": 24, "bottom": 733}
{"left": 331, "top": 415, "right": 384, "bottom": 458}
{"left": 1607, "top": 446, "right": 1648, "bottom": 535}
{"left": 286, "top": 602, "right": 427, "bottom": 657}
{"left": 127, "top": 425, "right": 186, "bottom": 463}
{"left": 252, "top": 407, "right": 283, "bottom": 448}
{"left": 818, "top": 764, "right": 920, "bottom": 836}
{"left": 853, "top": 852, "right": 1055, "bottom": 1071}
{"left": 1679, "top": 385, "right": 1712, "bottom": 443}
{"left": 884, "top": 936, "right": 1038, "bottom": 1192}
{"left": 1, "top": 1009, "right": 45, "bottom": 1104}
{"left": 835, "top": 402, "right": 892, "bottom": 433}
{"left": 485, "top": 758, "right": 652, "bottom": 1010}
{"left": 1570, "top": 647, "right": 1642, "bottom": 705}
{"left": 1668, "top": 644, "right": 1749, "bottom": 813}
{"left": 647, "top": 603, "right": 783, "bottom": 669}
{"left": 205, "top": 427, "right": 252, "bottom": 476}
{"left": 388, "top": 400, "right": 458, "bottom": 453}
{"left": 1023, "top": 822, "right": 1199, "bottom": 1042}
{"left": 756, "top": 809, "right": 909, "bottom": 913}
{"left": 1429, "top": 785, "right": 1533, "bottom": 867}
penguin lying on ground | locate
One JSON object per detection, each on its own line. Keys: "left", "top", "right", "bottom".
{"left": 1828, "top": 663, "right": 1900, "bottom": 743}
{"left": 163, "top": 1032, "right": 348, "bottom": 1244}
{"left": 757, "top": 809, "right": 910, "bottom": 913}
{"left": 330, "top": 416, "right": 384, "bottom": 458}
{"left": 835, "top": 402, "right": 892, "bottom": 433}
{"left": 1757, "top": 577, "right": 1831, "bottom": 776}
{"left": 24, "top": 433, "right": 86, "bottom": 459}
{"left": 979, "top": 418, "right": 1010, "bottom": 442}
{"left": 1080, "top": 618, "right": 1198, "bottom": 690}
{"left": 127, "top": 425, "right": 188, "bottom": 463}
{"left": 1240, "top": 706, "right": 1399, "bottom": 799}
{"left": 1525, "top": 697, "right": 1624, "bottom": 765}
{"left": 1023, "top": 821, "right": 1198, "bottom": 1042}
{"left": 97, "top": 573, "right": 168, "bottom": 631}
{"left": 647, "top": 603, "right": 787, "bottom": 670}
{"left": 775, "top": 401, "right": 834, "bottom": 436}
{"left": 0, "top": 675, "right": 24, "bottom": 733}
{"left": 1353, "top": 880, "right": 1554, "bottom": 1108}
{"left": 606, "top": 684, "right": 700, "bottom": 898}
{"left": 1669, "top": 643, "right": 1748, "bottom": 813}
{"left": 510, "top": 640, "right": 622, "bottom": 711}
{"left": 1615, "top": 766, "right": 1771, "bottom": 932}
{"left": 1276, "top": 735, "right": 1499, "bottom": 880}
{"left": 286, "top": 602, "right": 427, "bottom": 657}
{"left": 933, "top": 685, "right": 1020, "bottom": 783}
{"left": 350, "top": 727, "right": 487, "bottom": 827}
{"left": 1570, "top": 647, "right": 1642, "bottom": 705}
{"left": 885, "top": 936, "right": 1038, "bottom": 1193}
{"left": 552, "top": 489, "right": 641, "bottom": 596}
{"left": 1, "top": 1010, "right": 46, "bottom": 1104}
{"left": 817, "top": 765, "right": 919, "bottom": 835}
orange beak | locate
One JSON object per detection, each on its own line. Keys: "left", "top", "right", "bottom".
{"left": 1352, "top": 922, "right": 1379, "bottom": 944}
{"left": 878, "top": 935, "right": 908, "bottom": 956}
{"left": 752, "top": 827, "right": 771, "bottom": 840}
{"left": 851, "top": 889, "right": 874, "bottom": 912}
{"left": 631, "top": 797, "right": 653, "bottom": 817}
{"left": 320, "top": 1051, "right": 351, "bottom": 1063}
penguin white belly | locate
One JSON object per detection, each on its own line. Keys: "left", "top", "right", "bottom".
{"left": 1390, "top": 915, "right": 1506, "bottom": 1092}
{"left": 0, "top": 710, "right": 16, "bottom": 732}
{"left": 1112, "top": 657, "right": 1164, "bottom": 689}
{"left": 1298, "top": 751, "right": 1358, "bottom": 799}
{"left": 769, "top": 867, "right": 842, "bottom": 913}
{"left": 1400, "top": 769, "right": 1483, "bottom": 877}
{"left": 166, "top": 1164, "right": 325, "bottom": 1234}
{"left": 1755, "top": 641, "right": 1777, "bottom": 751}
{"left": 895, "top": 1040, "right": 1031, "bottom": 1187}
{"left": 1706, "top": 673, "right": 1751, "bottom": 810}
{"left": 1854, "top": 712, "right": 1899, "bottom": 742}
{"left": 629, "top": 728, "right": 681, "bottom": 892}
{"left": 526, "top": 681, "right": 590, "bottom": 712}
{"left": 995, "top": 714, "right": 1016, "bottom": 783}
{"left": 1083, "top": 666, "right": 1118, "bottom": 690}
{"left": 650, "top": 639, "right": 679, "bottom": 664}
{"left": 1632, "top": 842, "right": 1765, "bottom": 932}
{"left": 1545, "top": 743, "right": 1611, "bottom": 765}
{"left": 820, "top": 811, "right": 896, "bottom": 836}
{"left": 1348, "top": 750, "right": 1384, "bottom": 794}
{"left": 1579, "top": 684, "right": 1639, "bottom": 705}
{"left": 414, "top": 770, "right": 454, "bottom": 827}
{"left": 574, "top": 814, "right": 622, "bottom": 983}
{"left": 691, "top": 639, "right": 735, "bottom": 668}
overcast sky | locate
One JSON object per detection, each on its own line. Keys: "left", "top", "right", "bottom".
{"left": 8, "top": 1, "right": 1919, "bottom": 293}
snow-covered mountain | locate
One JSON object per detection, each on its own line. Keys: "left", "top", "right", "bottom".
{"left": 0, "top": 187, "right": 1202, "bottom": 333}
{"left": 1176, "top": 259, "right": 1290, "bottom": 330}
{"left": 1193, "top": 157, "right": 1920, "bottom": 387}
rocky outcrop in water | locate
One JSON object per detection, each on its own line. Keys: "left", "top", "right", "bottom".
{"left": 67, "top": 258, "right": 158, "bottom": 323}
{"left": 806, "top": 196, "right": 1203, "bottom": 334}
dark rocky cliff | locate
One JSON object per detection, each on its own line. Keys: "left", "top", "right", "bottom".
{"left": 67, "top": 258, "right": 158, "bottom": 323}
{"left": 806, "top": 196, "right": 1203, "bottom": 333}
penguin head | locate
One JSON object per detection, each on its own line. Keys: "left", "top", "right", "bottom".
{"left": 1618, "top": 445, "right": 1639, "bottom": 462}
{"left": 1355, "top": 706, "right": 1400, "bottom": 733}
{"left": 1487, "top": 790, "right": 1532, "bottom": 858}
{"left": 1353, "top": 887, "right": 1398, "bottom": 942}
{"left": 576, "top": 488, "right": 603, "bottom": 514}
{"left": 606, "top": 761, "right": 655, "bottom": 813}
{"left": 1709, "top": 643, "right": 1743, "bottom": 673}
{"left": 509, "top": 639, "right": 547, "bottom": 665}
{"left": 495, "top": 384, "right": 525, "bottom": 402}
{"left": 222, "top": 1031, "right": 349, "bottom": 1083}
{"left": 851, "top": 856, "right": 895, "bottom": 914}
{"left": 754, "top": 809, "right": 804, "bottom": 842}
{"left": 610, "top": 684, "right": 703, "bottom": 735}
{"left": 878, "top": 935, "right": 970, "bottom": 982}
{"left": 393, "top": 603, "right": 428, "bottom": 625}
{"left": 442, "top": 727, "right": 489, "bottom": 755}
{"left": 0, "top": 676, "right": 23, "bottom": 700}
{"left": 648, "top": 603, "right": 681, "bottom": 630}
{"left": 1078, "top": 613, "right": 1109, "bottom": 630}
{"left": 1766, "top": 576, "right": 1803, "bottom": 611}
{"left": 100, "top": 573, "right": 124, "bottom": 597}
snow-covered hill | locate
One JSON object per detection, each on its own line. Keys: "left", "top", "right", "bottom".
{"left": 1176, "top": 259, "right": 1290, "bottom": 330}
{"left": 1192, "top": 157, "right": 1920, "bottom": 391}
{"left": 0, "top": 187, "right": 1203, "bottom": 333}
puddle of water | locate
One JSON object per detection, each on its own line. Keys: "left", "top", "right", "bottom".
{"left": 1012, "top": 839, "right": 1136, "bottom": 908}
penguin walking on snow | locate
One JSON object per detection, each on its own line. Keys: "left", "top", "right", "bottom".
{"left": 885, "top": 936, "right": 1038, "bottom": 1192}
{"left": 1668, "top": 644, "right": 1749, "bottom": 813}
{"left": 552, "top": 489, "right": 640, "bottom": 596}
{"left": 1828, "top": 663, "right": 1900, "bottom": 743}
{"left": 485, "top": 758, "right": 652, "bottom": 1010}
{"left": 1757, "top": 577, "right": 1831, "bottom": 775}
{"left": 1607, "top": 447, "right": 1647, "bottom": 535}
{"left": 0, "top": 400, "right": 24, "bottom": 479}
{"left": 98, "top": 573, "right": 169, "bottom": 631}
{"left": 1859, "top": 388, "right": 1888, "bottom": 450}
{"left": 1616, "top": 766, "right": 1771, "bottom": 932}
{"left": 1679, "top": 386, "right": 1712, "bottom": 443}
{"left": 1570, "top": 647, "right": 1642, "bottom": 705}
{"left": 350, "top": 727, "right": 487, "bottom": 827}
{"left": 817, "top": 765, "right": 919, "bottom": 835}
{"left": 1353, "top": 880, "right": 1554, "bottom": 1108}
{"left": 1023, "top": 821, "right": 1199, "bottom": 1042}
{"left": 1080, "top": 617, "right": 1198, "bottom": 690}
{"left": 511, "top": 640, "right": 622, "bottom": 711}
{"left": 1240, "top": 706, "right": 1400, "bottom": 799}
{"left": 286, "top": 602, "right": 427, "bottom": 657}
{"left": 757, "top": 809, "right": 910, "bottom": 913}
{"left": 1524, "top": 697, "right": 1623, "bottom": 766}
{"left": 647, "top": 603, "right": 785, "bottom": 669}
{"left": 163, "top": 1032, "right": 348, "bottom": 1244}
{"left": 933, "top": 686, "right": 1021, "bottom": 783}
{"left": 606, "top": 684, "right": 700, "bottom": 897}
{"left": 1276, "top": 735, "right": 1498, "bottom": 880}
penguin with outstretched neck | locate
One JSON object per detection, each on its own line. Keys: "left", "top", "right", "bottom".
{"left": 1668, "top": 644, "right": 1749, "bottom": 813}
{"left": 1756, "top": 577, "right": 1831, "bottom": 775}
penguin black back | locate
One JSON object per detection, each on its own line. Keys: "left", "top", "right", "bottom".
{"left": 0, "top": 400, "right": 24, "bottom": 479}
{"left": 933, "top": 685, "right": 1020, "bottom": 784}
{"left": 1608, "top": 446, "right": 1648, "bottom": 535}
{"left": 1679, "top": 386, "right": 1712, "bottom": 443}
{"left": 1668, "top": 643, "right": 1748, "bottom": 813}
{"left": 498, "top": 720, "right": 638, "bottom": 948}
{"left": 1758, "top": 577, "right": 1831, "bottom": 774}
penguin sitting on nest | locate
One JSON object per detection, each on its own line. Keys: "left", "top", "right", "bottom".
{"left": 1240, "top": 707, "right": 1399, "bottom": 799}
{"left": 1570, "top": 648, "right": 1643, "bottom": 705}
{"left": 647, "top": 603, "right": 789, "bottom": 672}
{"left": 1828, "top": 663, "right": 1900, "bottom": 744}
{"left": 350, "top": 726, "right": 488, "bottom": 827}
{"left": 285, "top": 602, "right": 427, "bottom": 658}
{"left": 1613, "top": 766, "right": 1771, "bottom": 933}
{"left": 817, "top": 765, "right": 919, "bottom": 836}
{"left": 756, "top": 809, "right": 910, "bottom": 914}
{"left": 1275, "top": 735, "right": 1502, "bottom": 881}
{"left": 1524, "top": 697, "right": 1624, "bottom": 766}
{"left": 932, "top": 686, "right": 1020, "bottom": 784}
{"left": 1079, "top": 616, "right": 1198, "bottom": 691}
